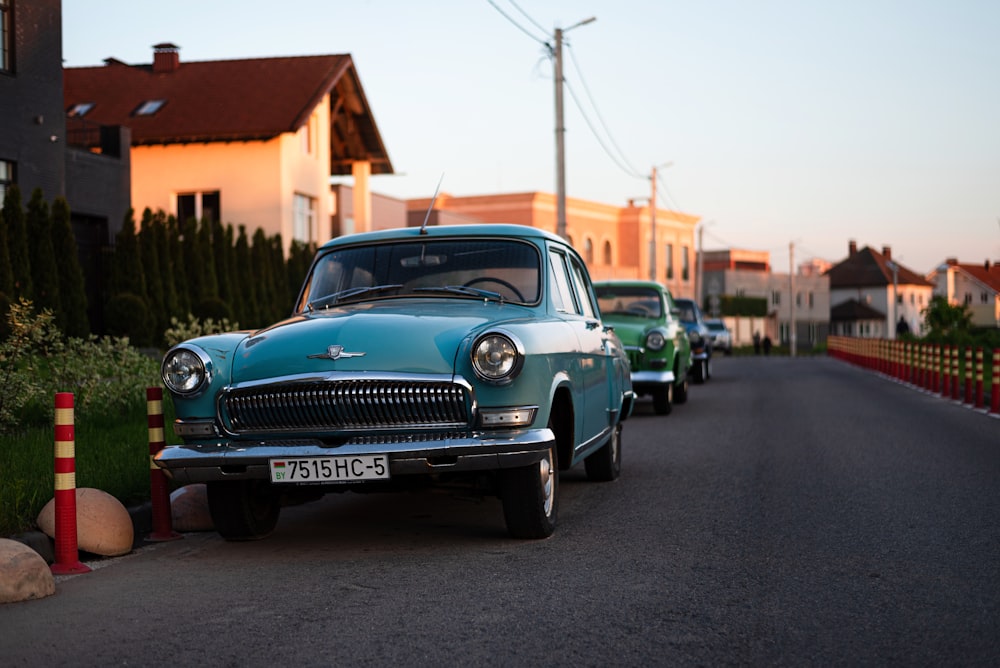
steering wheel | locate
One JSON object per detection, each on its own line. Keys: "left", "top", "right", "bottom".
{"left": 463, "top": 277, "right": 526, "bottom": 302}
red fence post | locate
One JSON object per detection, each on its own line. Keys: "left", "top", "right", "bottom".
{"left": 991, "top": 349, "right": 1000, "bottom": 415}
{"left": 964, "top": 348, "right": 974, "bottom": 404}
{"left": 147, "top": 387, "right": 182, "bottom": 542}
{"left": 940, "top": 345, "right": 952, "bottom": 398}
{"left": 975, "top": 348, "right": 985, "bottom": 409}
{"left": 51, "top": 393, "right": 91, "bottom": 575}
{"left": 951, "top": 345, "right": 961, "bottom": 400}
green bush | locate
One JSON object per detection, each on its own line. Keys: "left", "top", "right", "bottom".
{"left": 163, "top": 313, "right": 241, "bottom": 348}
{"left": 104, "top": 292, "right": 153, "bottom": 346}
{"left": 0, "top": 299, "right": 165, "bottom": 534}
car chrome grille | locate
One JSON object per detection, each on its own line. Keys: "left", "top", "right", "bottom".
{"left": 221, "top": 379, "right": 472, "bottom": 435}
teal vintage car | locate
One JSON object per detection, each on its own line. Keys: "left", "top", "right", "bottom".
{"left": 157, "top": 224, "right": 634, "bottom": 540}
{"left": 594, "top": 280, "right": 692, "bottom": 415}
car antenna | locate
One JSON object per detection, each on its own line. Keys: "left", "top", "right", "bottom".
{"left": 419, "top": 173, "right": 445, "bottom": 235}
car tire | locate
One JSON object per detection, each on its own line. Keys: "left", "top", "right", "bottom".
{"left": 585, "top": 422, "right": 622, "bottom": 482}
{"left": 207, "top": 480, "right": 281, "bottom": 541}
{"left": 693, "top": 359, "right": 706, "bottom": 384}
{"left": 652, "top": 384, "right": 673, "bottom": 415}
{"left": 673, "top": 375, "right": 689, "bottom": 404}
{"left": 704, "top": 357, "right": 712, "bottom": 381}
{"left": 500, "top": 445, "right": 558, "bottom": 539}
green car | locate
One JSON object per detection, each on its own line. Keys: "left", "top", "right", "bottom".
{"left": 156, "top": 224, "right": 634, "bottom": 541}
{"left": 594, "top": 280, "right": 692, "bottom": 415}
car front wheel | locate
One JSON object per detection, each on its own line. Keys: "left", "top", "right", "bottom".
{"left": 501, "top": 445, "right": 558, "bottom": 539}
{"left": 652, "top": 384, "right": 673, "bottom": 415}
{"left": 207, "top": 480, "right": 281, "bottom": 541}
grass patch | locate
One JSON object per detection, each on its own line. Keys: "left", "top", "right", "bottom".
{"left": 0, "top": 399, "right": 177, "bottom": 536}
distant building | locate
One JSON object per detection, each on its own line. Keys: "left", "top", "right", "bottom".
{"left": 64, "top": 43, "right": 392, "bottom": 253}
{"left": 406, "top": 192, "right": 701, "bottom": 297}
{"left": 926, "top": 258, "right": 1000, "bottom": 328}
{"left": 825, "top": 241, "right": 933, "bottom": 338}
{"left": 0, "top": 0, "right": 131, "bottom": 331}
{"left": 700, "top": 248, "right": 830, "bottom": 351}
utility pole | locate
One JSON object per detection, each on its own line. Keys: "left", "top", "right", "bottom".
{"left": 649, "top": 165, "right": 657, "bottom": 281}
{"left": 552, "top": 17, "right": 595, "bottom": 241}
{"left": 696, "top": 223, "right": 705, "bottom": 307}
{"left": 789, "top": 242, "right": 796, "bottom": 357}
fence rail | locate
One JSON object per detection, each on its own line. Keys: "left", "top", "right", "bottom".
{"left": 827, "top": 336, "right": 999, "bottom": 415}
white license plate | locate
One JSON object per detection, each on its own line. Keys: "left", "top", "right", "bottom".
{"left": 269, "top": 455, "right": 389, "bottom": 483}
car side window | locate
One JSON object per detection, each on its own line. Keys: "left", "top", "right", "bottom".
{"left": 568, "top": 257, "right": 597, "bottom": 318}
{"left": 548, "top": 249, "right": 578, "bottom": 314}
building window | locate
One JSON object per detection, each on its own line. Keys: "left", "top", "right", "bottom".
{"left": 1, "top": 1, "right": 13, "bottom": 73}
{"left": 293, "top": 193, "right": 316, "bottom": 243}
{"left": 982, "top": 292, "right": 990, "bottom": 304}
{"left": 963, "top": 292, "right": 972, "bottom": 305}
{"left": 808, "top": 292, "right": 814, "bottom": 309}
{"left": 681, "top": 246, "right": 690, "bottom": 281}
{"left": 584, "top": 238, "right": 593, "bottom": 264}
{"left": 134, "top": 99, "right": 166, "bottom": 116}
{"left": 0, "top": 159, "right": 14, "bottom": 204}
{"left": 665, "top": 243, "right": 674, "bottom": 280}
{"left": 896, "top": 293, "right": 903, "bottom": 304}
{"left": 772, "top": 290, "right": 781, "bottom": 306}
{"left": 177, "top": 191, "right": 221, "bottom": 224}
{"left": 910, "top": 293, "right": 914, "bottom": 305}
{"left": 68, "top": 102, "right": 95, "bottom": 118}
{"left": 795, "top": 292, "right": 802, "bottom": 307}
{"left": 779, "top": 322, "right": 789, "bottom": 343}
{"left": 603, "top": 240, "right": 612, "bottom": 265}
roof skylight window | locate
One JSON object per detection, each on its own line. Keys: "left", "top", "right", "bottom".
{"left": 135, "top": 99, "right": 166, "bottom": 116}
{"left": 68, "top": 102, "right": 95, "bottom": 117}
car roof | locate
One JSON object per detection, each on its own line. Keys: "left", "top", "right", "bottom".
{"left": 319, "top": 223, "right": 566, "bottom": 250}
{"left": 593, "top": 279, "right": 668, "bottom": 291}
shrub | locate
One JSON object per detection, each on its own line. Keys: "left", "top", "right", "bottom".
{"left": 104, "top": 292, "right": 153, "bottom": 346}
{"left": 193, "top": 296, "right": 232, "bottom": 323}
{"left": 163, "top": 313, "right": 241, "bottom": 348}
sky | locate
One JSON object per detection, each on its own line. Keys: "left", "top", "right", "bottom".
{"left": 61, "top": 0, "right": 1000, "bottom": 274}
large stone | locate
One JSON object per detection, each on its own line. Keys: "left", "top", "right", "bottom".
{"left": 0, "top": 538, "right": 55, "bottom": 603}
{"left": 170, "top": 484, "right": 214, "bottom": 532}
{"left": 36, "top": 488, "right": 133, "bottom": 557}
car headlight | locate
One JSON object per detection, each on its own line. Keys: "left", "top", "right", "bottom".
{"left": 645, "top": 330, "right": 666, "bottom": 351}
{"left": 161, "top": 345, "right": 213, "bottom": 396}
{"left": 471, "top": 332, "right": 524, "bottom": 383}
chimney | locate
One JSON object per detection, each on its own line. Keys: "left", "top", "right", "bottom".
{"left": 986, "top": 259, "right": 991, "bottom": 270}
{"left": 882, "top": 246, "right": 891, "bottom": 261}
{"left": 848, "top": 240, "right": 857, "bottom": 256}
{"left": 152, "top": 42, "right": 180, "bottom": 73}
{"left": 946, "top": 258, "right": 958, "bottom": 266}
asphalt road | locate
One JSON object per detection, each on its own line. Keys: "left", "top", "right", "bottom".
{"left": 1, "top": 356, "right": 998, "bottom": 666}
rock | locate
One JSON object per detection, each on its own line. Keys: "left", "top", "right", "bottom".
{"left": 36, "top": 488, "right": 133, "bottom": 557}
{"left": 170, "top": 484, "right": 214, "bottom": 532}
{"left": 0, "top": 538, "right": 55, "bottom": 603}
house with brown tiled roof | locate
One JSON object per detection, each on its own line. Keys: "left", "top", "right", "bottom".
{"left": 64, "top": 43, "right": 392, "bottom": 252}
{"left": 927, "top": 258, "right": 1000, "bottom": 328}
{"left": 825, "top": 241, "right": 933, "bottom": 337}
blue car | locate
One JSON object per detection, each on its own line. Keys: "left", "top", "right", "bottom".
{"left": 672, "top": 298, "right": 713, "bottom": 383}
{"left": 156, "top": 224, "right": 634, "bottom": 540}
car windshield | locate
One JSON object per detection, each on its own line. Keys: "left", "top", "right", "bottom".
{"left": 297, "top": 238, "right": 541, "bottom": 311}
{"left": 674, "top": 301, "right": 698, "bottom": 323}
{"left": 595, "top": 287, "right": 663, "bottom": 319}
{"left": 706, "top": 322, "right": 725, "bottom": 332}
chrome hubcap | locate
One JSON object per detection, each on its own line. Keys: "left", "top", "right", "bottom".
{"left": 539, "top": 450, "right": 554, "bottom": 516}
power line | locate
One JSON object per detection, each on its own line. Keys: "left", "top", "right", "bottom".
{"left": 485, "top": 0, "right": 549, "bottom": 46}
{"left": 506, "top": 0, "right": 550, "bottom": 38}
{"left": 563, "top": 79, "right": 641, "bottom": 179}
{"left": 565, "top": 44, "right": 643, "bottom": 179}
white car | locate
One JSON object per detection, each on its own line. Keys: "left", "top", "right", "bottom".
{"left": 704, "top": 319, "right": 732, "bottom": 355}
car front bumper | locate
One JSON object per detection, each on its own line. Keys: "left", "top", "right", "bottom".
{"left": 154, "top": 429, "right": 555, "bottom": 484}
{"left": 630, "top": 370, "right": 676, "bottom": 385}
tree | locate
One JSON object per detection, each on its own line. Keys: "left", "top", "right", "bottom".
{"left": 26, "top": 189, "right": 60, "bottom": 318}
{"left": 922, "top": 296, "right": 973, "bottom": 341}
{"left": 139, "top": 208, "right": 167, "bottom": 344}
{"left": 3, "top": 185, "right": 32, "bottom": 300}
{"left": 50, "top": 197, "right": 90, "bottom": 337}
{"left": 167, "top": 215, "right": 190, "bottom": 316}
{"left": 233, "top": 225, "right": 257, "bottom": 326}
{"left": 0, "top": 187, "right": 12, "bottom": 298}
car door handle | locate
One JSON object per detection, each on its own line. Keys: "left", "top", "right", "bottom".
{"left": 586, "top": 320, "right": 600, "bottom": 330}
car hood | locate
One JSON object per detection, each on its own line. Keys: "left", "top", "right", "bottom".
{"left": 229, "top": 300, "right": 523, "bottom": 383}
{"left": 602, "top": 317, "right": 651, "bottom": 347}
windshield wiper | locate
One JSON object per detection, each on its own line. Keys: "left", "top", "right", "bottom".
{"left": 412, "top": 285, "right": 505, "bottom": 302}
{"left": 308, "top": 284, "right": 404, "bottom": 311}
